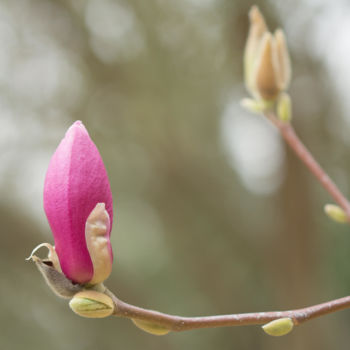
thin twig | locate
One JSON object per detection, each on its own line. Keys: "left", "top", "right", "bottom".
{"left": 101, "top": 112, "right": 350, "bottom": 332}
{"left": 264, "top": 111, "right": 350, "bottom": 220}
{"left": 106, "top": 289, "right": 350, "bottom": 331}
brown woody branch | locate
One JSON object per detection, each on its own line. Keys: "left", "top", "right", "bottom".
{"left": 106, "top": 289, "right": 350, "bottom": 331}
{"left": 102, "top": 110, "right": 350, "bottom": 333}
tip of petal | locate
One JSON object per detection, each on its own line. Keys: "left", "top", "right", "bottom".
{"left": 249, "top": 5, "right": 260, "bottom": 21}
{"left": 66, "top": 121, "right": 88, "bottom": 137}
{"left": 249, "top": 5, "right": 265, "bottom": 27}
{"left": 72, "top": 120, "right": 84, "bottom": 127}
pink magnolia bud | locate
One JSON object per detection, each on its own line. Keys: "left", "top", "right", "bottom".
{"left": 44, "top": 121, "right": 113, "bottom": 284}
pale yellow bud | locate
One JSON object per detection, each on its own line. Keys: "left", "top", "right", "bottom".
{"left": 262, "top": 317, "right": 294, "bottom": 337}
{"left": 277, "top": 93, "right": 292, "bottom": 122}
{"left": 324, "top": 204, "right": 348, "bottom": 223}
{"left": 132, "top": 319, "right": 170, "bottom": 336}
{"left": 244, "top": 6, "right": 268, "bottom": 96}
{"left": 69, "top": 290, "right": 114, "bottom": 318}
{"left": 244, "top": 7, "right": 292, "bottom": 102}
{"left": 240, "top": 98, "right": 273, "bottom": 114}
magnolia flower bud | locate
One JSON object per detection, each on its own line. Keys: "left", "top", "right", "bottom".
{"left": 69, "top": 290, "right": 114, "bottom": 318}
{"left": 131, "top": 319, "right": 170, "bottom": 335}
{"left": 43, "top": 121, "right": 114, "bottom": 285}
{"left": 262, "top": 317, "right": 294, "bottom": 336}
{"left": 244, "top": 6, "right": 268, "bottom": 97}
{"left": 244, "top": 6, "right": 291, "bottom": 101}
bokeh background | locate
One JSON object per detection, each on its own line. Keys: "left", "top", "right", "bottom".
{"left": 1, "top": 0, "right": 350, "bottom": 349}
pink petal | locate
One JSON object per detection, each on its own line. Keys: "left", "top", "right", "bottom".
{"left": 44, "top": 121, "right": 113, "bottom": 284}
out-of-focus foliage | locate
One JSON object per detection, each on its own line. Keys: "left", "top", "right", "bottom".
{"left": 1, "top": 0, "right": 350, "bottom": 349}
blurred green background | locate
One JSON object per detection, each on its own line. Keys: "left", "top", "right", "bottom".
{"left": 1, "top": 0, "right": 350, "bottom": 349}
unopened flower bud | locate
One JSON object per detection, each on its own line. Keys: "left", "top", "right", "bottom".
{"left": 262, "top": 317, "right": 294, "bottom": 337}
{"left": 43, "top": 121, "right": 114, "bottom": 285}
{"left": 277, "top": 93, "right": 292, "bottom": 122}
{"left": 69, "top": 290, "right": 114, "bottom": 318}
{"left": 132, "top": 319, "right": 170, "bottom": 335}
{"left": 324, "top": 204, "right": 348, "bottom": 223}
{"left": 244, "top": 6, "right": 268, "bottom": 97}
{"left": 244, "top": 7, "right": 291, "bottom": 101}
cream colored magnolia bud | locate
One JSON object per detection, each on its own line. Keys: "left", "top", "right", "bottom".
{"left": 324, "top": 204, "right": 348, "bottom": 223}
{"left": 244, "top": 6, "right": 268, "bottom": 96}
{"left": 244, "top": 6, "right": 291, "bottom": 101}
{"left": 262, "top": 317, "right": 294, "bottom": 336}
{"left": 132, "top": 319, "right": 170, "bottom": 335}
{"left": 69, "top": 290, "right": 114, "bottom": 318}
{"left": 277, "top": 92, "right": 292, "bottom": 122}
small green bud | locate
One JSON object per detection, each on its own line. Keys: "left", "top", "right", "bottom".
{"left": 262, "top": 317, "right": 294, "bottom": 337}
{"left": 69, "top": 290, "right": 114, "bottom": 318}
{"left": 277, "top": 92, "right": 292, "bottom": 122}
{"left": 240, "top": 98, "right": 274, "bottom": 114}
{"left": 132, "top": 319, "right": 170, "bottom": 335}
{"left": 324, "top": 204, "right": 348, "bottom": 223}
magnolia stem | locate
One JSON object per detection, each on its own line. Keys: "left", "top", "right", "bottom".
{"left": 265, "top": 111, "right": 350, "bottom": 220}
{"left": 102, "top": 112, "right": 350, "bottom": 332}
{"left": 106, "top": 289, "right": 350, "bottom": 331}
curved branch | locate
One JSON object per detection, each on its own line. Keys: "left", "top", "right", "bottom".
{"left": 265, "top": 111, "right": 350, "bottom": 220}
{"left": 106, "top": 289, "right": 350, "bottom": 331}
{"left": 102, "top": 112, "right": 350, "bottom": 332}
